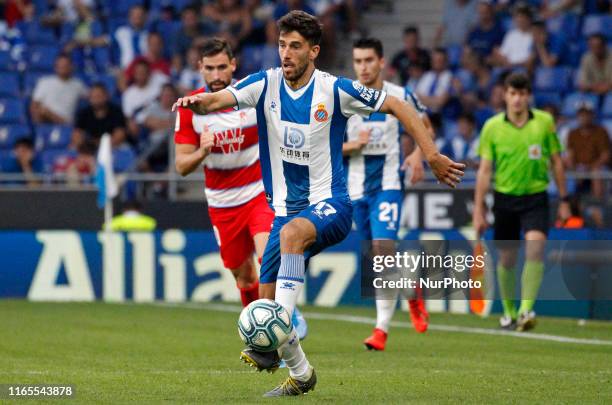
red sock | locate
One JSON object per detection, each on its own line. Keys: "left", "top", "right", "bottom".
{"left": 239, "top": 281, "right": 259, "bottom": 307}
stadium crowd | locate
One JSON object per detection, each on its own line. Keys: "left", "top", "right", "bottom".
{"left": 0, "top": 0, "right": 609, "bottom": 202}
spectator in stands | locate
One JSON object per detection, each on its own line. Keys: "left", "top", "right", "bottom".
{"left": 434, "top": 0, "right": 478, "bottom": 47}
{"left": 122, "top": 59, "right": 168, "bottom": 120}
{"left": 42, "top": 0, "right": 95, "bottom": 26}
{"left": 387, "top": 26, "right": 431, "bottom": 86}
{"left": 178, "top": 46, "right": 206, "bottom": 95}
{"left": 120, "top": 32, "right": 171, "bottom": 92}
{"left": 135, "top": 84, "right": 177, "bottom": 172}
{"left": 73, "top": 83, "right": 126, "bottom": 148}
{"left": 62, "top": 1, "right": 110, "bottom": 72}
{"left": 4, "top": 0, "right": 34, "bottom": 28}
{"left": 113, "top": 5, "right": 149, "bottom": 68}
{"left": 565, "top": 101, "right": 610, "bottom": 199}
{"left": 528, "top": 20, "right": 562, "bottom": 71}
{"left": 491, "top": 2, "right": 534, "bottom": 68}
{"left": 53, "top": 140, "right": 96, "bottom": 185}
{"left": 554, "top": 195, "right": 584, "bottom": 229}
{"left": 201, "top": 0, "right": 253, "bottom": 49}
{"left": 30, "top": 54, "right": 87, "bottom": 125}
{"left": 539, "top": 0, "right": 582, "bottom": 19}
{"left": 577, "top": 33, "right": 612, "bottom": 96}
{"left": 406, "top": 62, "right": 426, "bottom": 91}
{"left": 415, "top": 48, "right": 452, "bottom": 113}
{"left": 8, "top": 138, "right": 41, "bottom": 185}
{"left": 440, "top": 112, "right": 480, "bottom": 169}
{"left": 172, "top": 6, "right": 203, "bottom": 70}
{"left": 466, "top": 0, "right": 504, "bottom": 60}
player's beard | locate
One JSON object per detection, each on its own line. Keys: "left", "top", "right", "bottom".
{"left": 207, "top": 79, "right": 231, "bottom": 92}
{"left": 282, "top": 59, "right": 309, "bottom": 83}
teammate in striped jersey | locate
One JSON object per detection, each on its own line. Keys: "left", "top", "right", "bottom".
{"left": 344, "top": 38, "right": 432, "bottom": 351}
{"left": 173, "top": 11, "right": 464, "bottom": 397}
{"left": 174, "top": 39, "right": 274, "bottom": 308}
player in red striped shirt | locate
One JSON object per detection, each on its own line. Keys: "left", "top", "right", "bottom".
{"left": 174, "top": 38, "right": 274, "bottom": 307}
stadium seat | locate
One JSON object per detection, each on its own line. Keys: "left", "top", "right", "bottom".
{"left": 582, "top": 15, "right": 612, "bottom": 39}
{"left": 16, "top": 21, "right": 56, "bottom": 45}
{"left": 0, "top": 99, "right": 26, "bottom": 124}
{"left": 534, "top": 67, "right": 572, "bottom": 93}
{"left": 23, "top": 72, "right": 47, "bottom": 96}
{"left": 113, "top": 145, "right": 136, "bottom": 172}
{"left": 0, "top": 73, "right": 21, "bottom": 98}
{"left": 0, "top": 50, "right": 14, "bottom": 71}
{"left": 92, "top": 46, "right": 112, "bottom": 73}
{"left": 106, "top": 0, "right": 145, "bottom": 18}
{"left": 34, "top": 125, "right": 72, "bottom": 151}
{"left": 534, "top": 92, "right": 562, "bottom": 109}
{"left": 0, "top": 125, "right": 31, "bottom": 150}
{"left": 238, "top": 46, "right": 264, "bottom": 78}
{"left": 40, "top": 149, "right": 75, "bottom": 173}
{"left": 561, "top": 41, "right": 586, "bottom": 68}
{"left": 561, "top": 92, "right": 599, "bottom": 117}
{"left": 601, "top": 94, "right": 612, "bottom": 118}
{"left": 546, "top": 13, "right": 579, "bottom": 38}
{"left": 153, "top": 20, "right": 181, "bottom": 43}
{"left": 27, "top": 45, "right": 60, "bottom": 72}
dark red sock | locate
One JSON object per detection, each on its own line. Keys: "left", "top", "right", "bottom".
{"left": 239, "top": 281, "right": 259, "bottom": 307}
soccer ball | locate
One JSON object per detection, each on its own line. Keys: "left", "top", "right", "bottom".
{"left": 238, "top": 299, "right": 293, "bottom": 352}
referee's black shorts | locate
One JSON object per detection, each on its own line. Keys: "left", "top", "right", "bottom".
{"left": 493, "top": 191, "right": 549, "bottom": 240}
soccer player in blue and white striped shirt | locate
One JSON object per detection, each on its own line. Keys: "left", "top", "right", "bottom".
{"left": 344, "top": 38, "right": 434, "bottom": 351}
{"left": 173, "top": 10, "right": 464, "bottom": 397}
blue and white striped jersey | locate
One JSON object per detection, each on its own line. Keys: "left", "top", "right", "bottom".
{"left": 227, "top": 68, "right": 387, "bottom": 216}
{"left": 345, "top": 81, "right": 426, "bottom": 200}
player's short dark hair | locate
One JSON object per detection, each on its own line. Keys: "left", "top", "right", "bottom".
{"left": 403, "top": 26, "right": 419, "bottom": 36}
{"left": 277, "top": 10, "right": 323, "bottom": 46}
{"left": 200, "top": 37, "right": 234, "bottom": 60}
{"left": 504, "top": 72, "right": 532, "bottom": 92}
{"left": 433, "top": 47, "right": 447, "bottom": 57}
{"left": 353, "top": 37, "right": 384, "bottom": 58}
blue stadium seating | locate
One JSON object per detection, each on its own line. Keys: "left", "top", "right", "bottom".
{"left": 0, "top": 125, "right": 30, "bottom": 149}
{"left": 28, "top": 45, "right": 60, "bottom": 72}
{"left": 561, "top": 92, "right": 599, "bottom": 117}
{"left": 0, "top": 51, "right": 14, "bottom": 71}
{"left": 582, "top": 15, "right": 612, "bottom": 39}
{"left": 16, "top": 21, "right": 57, "bottom": 45}
{"left": 34, "top": 125, "right": 73, "bottom": 151}
{"left": 113, "top": 145, "right": 136, "bottom": 172}
{"left": 40, "top": 149, "right": 74, "bottom": 173}
{"left": 0, "top": 73, "right": 21, "bottom": 98}
{"left": 0, "top": 99, "right": 26, "bottom": 124}
{"left": 23, "top": 72, "right": 47, "bottom": 96}
{"left": 546, "top": 13, "right": 580, "bottom": 38}
{"left": 534, "top": 92, "right": 562, "bottom": 109}
{"left": 602, "top": 94, "right": 612, "bottom": 118}
{"left": 105, "top": 0, "right": 145, "bottom": 18}
{"left": 237, "top": 45, "right": 264, "bottom": 78}
{"left": 534, "top": 67, "right": 572, "bottom": 93}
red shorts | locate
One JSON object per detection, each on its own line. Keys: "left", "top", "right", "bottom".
{"left": 208, "top": 192, "right": 274, "bottom": 270}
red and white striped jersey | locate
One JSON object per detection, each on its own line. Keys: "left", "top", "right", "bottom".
{"left": 174, "top": 87, "right": 264, "bottom": 208}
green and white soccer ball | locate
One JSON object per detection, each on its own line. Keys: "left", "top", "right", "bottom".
{"left": 238, "top": 299, "right": 293, "bottom": 352}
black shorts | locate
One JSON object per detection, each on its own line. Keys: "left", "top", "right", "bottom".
{"left": 493, "top": 191, "right": 549, "bottom": 240}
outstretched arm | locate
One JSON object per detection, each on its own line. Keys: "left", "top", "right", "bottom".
{"left": 380, "top": 95, "right": 465, "bottom": 188}
{"left": 172, "top": 89, "right": 237, "bottom": 115}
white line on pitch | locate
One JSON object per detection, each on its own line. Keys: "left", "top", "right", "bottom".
{"left": 150, "top": 302, "right": 612, "bottom": 347}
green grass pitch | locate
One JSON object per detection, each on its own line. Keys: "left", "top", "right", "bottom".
{"left": 1, "top": 300, "right": 610, "bottom": 404}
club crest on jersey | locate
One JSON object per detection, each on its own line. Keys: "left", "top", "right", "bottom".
{"left": 314, "top": 103, "right": 328, "bottom": 122}
{"left": 528, "top": 144, "right": 542, "bottom": 160}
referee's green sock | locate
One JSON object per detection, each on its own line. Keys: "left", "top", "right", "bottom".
{"left": 497, "top": 264, "right": 517, "bottom": 319}
{"left": 518, "top": 260, "right": 544, "bottom": 314}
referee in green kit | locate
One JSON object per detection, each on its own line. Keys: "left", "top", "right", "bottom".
{"left": 473, "top": 72, "right": 570, "bottom": 331}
